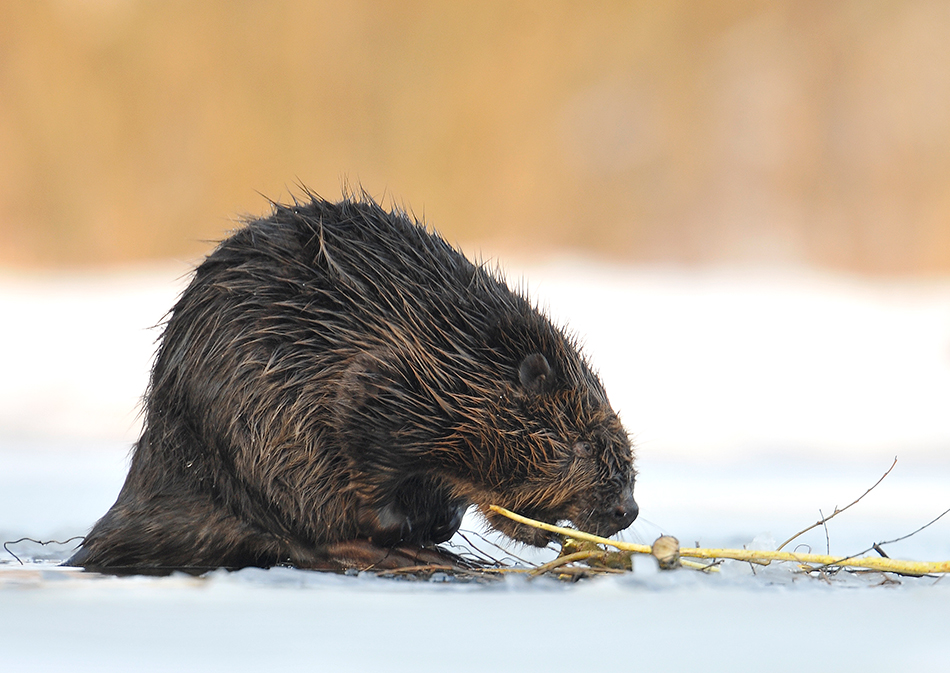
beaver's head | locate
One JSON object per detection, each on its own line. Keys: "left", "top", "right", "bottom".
{"left": 454, "top": 351, "right": 638, "bottom": 547}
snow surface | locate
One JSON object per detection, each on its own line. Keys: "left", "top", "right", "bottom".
{"left": 2, "top": 261, "right": 949, "bottom": 671}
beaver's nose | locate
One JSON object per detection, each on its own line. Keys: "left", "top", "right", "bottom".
{"left": 611, "top": 490, "right": 639, "bottom": 530}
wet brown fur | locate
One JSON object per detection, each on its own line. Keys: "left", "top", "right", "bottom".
{"left": 67, "top": 192, "right": 637, "bottom": 573}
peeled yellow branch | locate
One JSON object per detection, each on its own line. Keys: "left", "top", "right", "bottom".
{"left": 488, "top": 505, "right": 950, "bottom": 577}
{"left": 676, "top": 547, "right": 950, "bottom": 575}
{"left": 489, "top": 505, "right": 653, "bottom": 553}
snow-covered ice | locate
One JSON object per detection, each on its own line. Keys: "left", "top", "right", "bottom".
{"left": 1, "top": 562, "right": 948, "bottom": 672}
{"left": 2, "top": 260, "right": 949, "bottom": 671}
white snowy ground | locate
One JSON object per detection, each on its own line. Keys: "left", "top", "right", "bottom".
{"left": 1, "top": 260, "right": 949, "bottom": 671}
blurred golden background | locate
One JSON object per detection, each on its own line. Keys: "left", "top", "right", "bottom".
{"left": 2, "top": 0, "right": 948, "bottom": 273}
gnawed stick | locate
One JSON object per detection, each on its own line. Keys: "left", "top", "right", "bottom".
{"left": 488, "top": 504, "right": 950, "bottom": 577}
{"left": 488, "top": 505, "right": 652, "bottom": 553}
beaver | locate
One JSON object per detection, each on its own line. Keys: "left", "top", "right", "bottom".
{"left": 67, "top": 192, "right": 638, "bottom": 573}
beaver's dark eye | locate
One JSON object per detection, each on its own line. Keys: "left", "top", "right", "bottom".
{"left": 573, "top": 441, "right": 593, "bottom": 458}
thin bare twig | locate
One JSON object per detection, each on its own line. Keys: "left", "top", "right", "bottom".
{"left": 3, "top": 536, "right": 84, "bottom": 565}
{"left": 776, "top": 457, "right": 898, "bottom": 552}
{"left": 875, "top": 506, "right": 950, "bottom": 548}
{"left": 452, "top": 528, "right": 536, "bottom": 567}
{"left": 820, "top": 508, "right": 831, "bottom": 555}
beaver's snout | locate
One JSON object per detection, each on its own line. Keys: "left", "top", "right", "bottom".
{"left": 610, "top": 489, "right": 638, "bottom": 531}
{"left": 588, "top": 485, "right": 638, "bottom": 537}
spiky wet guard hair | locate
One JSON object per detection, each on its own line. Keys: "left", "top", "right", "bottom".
{"left": 68, "top": 193, "right": 637, "bottom": 572}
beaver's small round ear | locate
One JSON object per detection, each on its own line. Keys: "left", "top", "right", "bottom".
{"left": 518, "top": 353, "right": 554, "bottom": 394}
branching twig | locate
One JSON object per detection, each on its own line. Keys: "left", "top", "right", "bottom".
{"left": 776, "top": 457, "right": 898, "bottom": 552}
{"left": 808, "top": 506, "right": 950, "bottom": 575}
{"left": 528, "top": 550, "right": 621, "bottom": 577}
